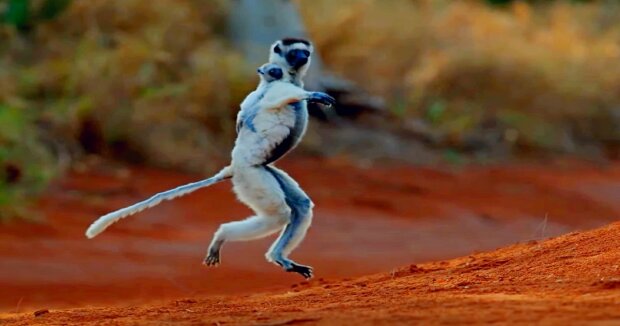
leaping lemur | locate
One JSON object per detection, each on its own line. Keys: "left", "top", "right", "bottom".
{"left": 85, "top": 38, "right": 314, "bottom": 240}
{"left": 208, "top": 38, "right": 318, "bottom": 278}
{"left": 85, "top": 38, "right": 329, "bottom": 278}
{"left": 205, "top": 61, "right": 332, "bottom": 278}
{"left": 83, "top": 67, "right": 273, "bottom": 239}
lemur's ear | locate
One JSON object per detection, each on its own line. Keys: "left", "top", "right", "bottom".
{"left": 273, "top": 44, "right": 282, "bottom": 55}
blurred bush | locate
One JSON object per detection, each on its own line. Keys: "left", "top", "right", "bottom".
{"left": 1, "top": 0, "right": 72, "bottom": 32}
{"left": 300, "top": 0, "right": 620, "bottom": 155}
{"left": 2, "top": 0, "right": 620, "bottom": 218}
{"left": 0, "top": 104, "right": 54, "bottom": 220}
{"left": 0, "top": 0, "right": 253, "bottom": 219}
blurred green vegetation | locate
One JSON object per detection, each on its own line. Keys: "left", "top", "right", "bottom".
{"left": 0, "top": 104, "right": 54, "bottom": 220}
{"left": 1, "top": 0, "right": 72, "bottom": 32}
{"left": 0, "top": 0, "right": 250, "bottom": 219}
{"left": 1, "top": 0, "right": 620, "bottom": 219}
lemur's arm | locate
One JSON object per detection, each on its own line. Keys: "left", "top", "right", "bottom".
{"left": 261, "top": 92, "right": 334, "bottom": 110}
{"left": 242, "top": 89, "right": 334, "bottom": 134}
{"left": 260, "top": 83, "right": 335, "bottom": 109}
{"left": 234, "top": 92, "right": 334, "bottom": 167}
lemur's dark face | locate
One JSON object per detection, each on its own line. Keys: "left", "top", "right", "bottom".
{"left": 257, "top": 63, "right": 285, "bottom": 82}
{"left": 278, "top": 47, "right": 310, "bottom": 70}
{"left": 270, "top": 38, "right": 313, "bottom": 74}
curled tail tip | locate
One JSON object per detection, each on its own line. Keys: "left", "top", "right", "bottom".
{"left": 85, "top": 218, "right": 110, "bottom": 239}
{"left": 85, "top": 228, "right": 98, "bottom": 239}
{"left": 85, "top": 222, "right": 104, "bottom": 239}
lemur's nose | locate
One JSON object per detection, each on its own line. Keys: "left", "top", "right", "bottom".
{"left": 268, "top": 68, "right": 283, "bottom": 80}
{"left": 286, "top": 49, "right": 310, "bottom": 69}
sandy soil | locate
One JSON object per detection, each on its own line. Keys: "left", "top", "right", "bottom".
{"left": 1, "top": 158, "right": 620, "bottom": 324}
{"left": 5, "top": 221, "right": 620, "bottom": 325}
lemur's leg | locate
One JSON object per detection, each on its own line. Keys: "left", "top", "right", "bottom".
{"left": 204, "top": 165, "right": 291, "bottom": 266}
{"left": 204, "top": 214, "right": 287, "bottom": 266}
{"left": 263, "top": 166, "right": 314, "bottom": 279}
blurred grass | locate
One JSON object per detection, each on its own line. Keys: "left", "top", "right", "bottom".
{"left": 0, "top": 104, "right": 54, "bottom": 220}
{"left": 2, "top": 0, "right": 620, "bottom": 218}
{"left": 0, "top": 0, "right": 252, "bottom": 219}
{"left": 300, "top": 0, "right": 620, "bottom": 153}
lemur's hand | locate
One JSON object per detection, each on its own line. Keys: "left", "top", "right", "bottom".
{"left": 307, "top": 92, "right": 336, "bottom": 107}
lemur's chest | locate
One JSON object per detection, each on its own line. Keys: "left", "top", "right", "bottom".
{"left": 252, "top": 102, "right": 299, "bottom": 132}
{"left": 232, "top": 101, "right": 307, "bottom": 167}
{"left": 261, "top": 101, "right": 308, "bottom": 165}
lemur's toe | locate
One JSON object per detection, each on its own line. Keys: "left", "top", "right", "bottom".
{"left": 287, "top": 263, "right": 314, "bottom": 279}
{"left": 203, "top": 259, "right": 218, "bottom": 267}
{"left": 203, "top": 252, "right": 221, "bottom": 267}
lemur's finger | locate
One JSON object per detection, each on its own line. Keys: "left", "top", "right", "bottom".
{"left": 308, "top": 92, "right": 336, "bottom": 107}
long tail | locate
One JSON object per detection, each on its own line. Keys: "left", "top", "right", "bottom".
{"left": 85, "top": 166, "right": 233, "bottom": 239}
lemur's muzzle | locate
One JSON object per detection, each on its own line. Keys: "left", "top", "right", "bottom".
{"left": 286, "top": 49, "right": 310, "bottom": 70}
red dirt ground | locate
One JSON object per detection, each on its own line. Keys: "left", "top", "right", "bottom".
{"left": 1, "top": 158, "right": 620, "bottom": 324}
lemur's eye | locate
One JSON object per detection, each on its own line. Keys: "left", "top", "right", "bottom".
{"left": 274, "top": 45, "right": 282, "bottom": 54}
{"left": 268, "top": 68, "right": 283, "bottom": 79}
{"left": 302, "top": 50, "right": 310, "bottom": 57}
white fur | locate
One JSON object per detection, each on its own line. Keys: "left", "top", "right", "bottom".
{"left": 205, "top": 41, "right": 322, "bottom": 278}
{"left": 236, "top": 67, "right": 276, "bottom": 133}
{"left": 205, "top": 65, "right": 321, "bottom": 273}
{"left": 208, "top": 166, "right": 290, "bottom": 247}
{"left": 232, "top": 81, "right": 314, "bottom": 166}
{"left": 264, "top": 166, "right": 314, "bottom": 260}
{"left": 268, "top": 40, "right": 313, "bottom": 87}
{"left": 87, "top": 38, "right": 322, "bottom": 279}
{"left": 85, "top": 69, "right": 314, "bottom": 240}
{"left": 85, "top": 166, "right": 232, "bottom": 238}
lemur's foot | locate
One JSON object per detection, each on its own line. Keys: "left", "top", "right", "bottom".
{"left": 287, "top": 263, "right": 314, "bottom": 279}
{"left": 204, "top": 240, "right": 224, "bottom": 267}
{"left": 269, "top": 254, "right": 314, "bottom": 279}
{"left": 308, "top": 92, "right": 336, "bottom": 107}
{"left": 203, "top": 249, "right": 221, "bottom": 267}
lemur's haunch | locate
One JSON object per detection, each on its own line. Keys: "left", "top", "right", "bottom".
{"left": 85, "top": 38, "right": 329, "bottom": 279}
